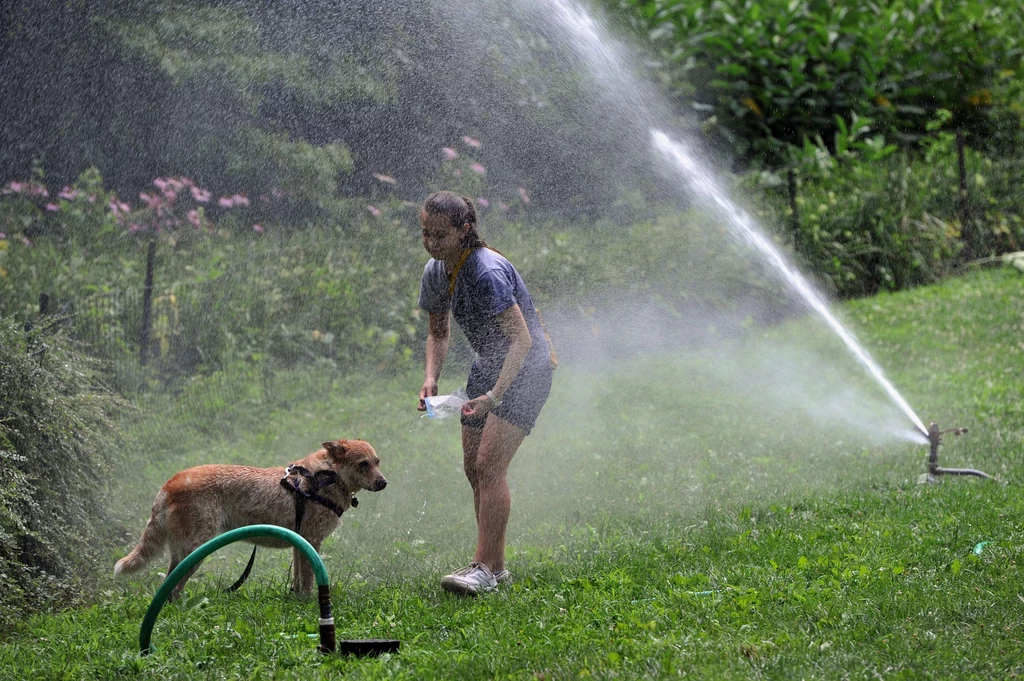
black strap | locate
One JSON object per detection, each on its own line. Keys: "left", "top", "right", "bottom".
{"left": 279, "top": 465, "right": 346, "bottom": 533}
{"left": 225, "top": 545, "right": 258, "bottom": 592}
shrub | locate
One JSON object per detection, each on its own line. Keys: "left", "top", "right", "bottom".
{"left": 743, "top": 151, "right": 965, "bottom": 297}
{"left": 0, "top": 317, "right": 127, "bottom": 631}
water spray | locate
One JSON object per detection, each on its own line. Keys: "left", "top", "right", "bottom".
{"left": 920, "top": 422, "right": 993, "bottom": 484}
{"left": 547, "top": 0, "right": 936, "bottom": 452}
{"left": 651, "top": 130, "right": 931, "bottom": 440}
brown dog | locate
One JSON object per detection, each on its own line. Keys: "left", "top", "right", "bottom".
{"left": 114, "top": 439, "right": 386, "bottom": 598}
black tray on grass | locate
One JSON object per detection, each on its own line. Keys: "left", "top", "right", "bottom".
{"left": 339, "top": 639, "right": 401, "bottom": 657}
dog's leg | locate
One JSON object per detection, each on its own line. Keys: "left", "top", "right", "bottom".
{"left": 166, "top": 547, "right": 207, "bottom": 601}
{"left": 291, "top": 543, "right": 319, "bottom": 595}
{"left": 165, "top": 508, "right": 217, "bottom": 601}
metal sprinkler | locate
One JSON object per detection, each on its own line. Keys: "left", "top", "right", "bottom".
{"left": 918, "top": 421, "right": 994, "bottom": 484}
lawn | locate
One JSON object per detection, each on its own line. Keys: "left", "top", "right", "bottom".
{"left": 1, "top": 268, "right": 1021, "bottom": 680}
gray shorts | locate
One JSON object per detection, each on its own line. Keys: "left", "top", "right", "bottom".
{"left": 461, "top": 358, "right": 553, "bottom": 435}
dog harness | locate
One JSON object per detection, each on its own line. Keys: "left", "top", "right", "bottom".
{"left": 279, "top": 464, "right": 353, "bottom": 532}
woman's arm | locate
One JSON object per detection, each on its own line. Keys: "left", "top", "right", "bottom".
{"left": 419, "top": 311, "right": 451, "bottom": 410}
{"left": 491, "top": 304, "right": 533, "bottom": 400}
{"left": 462, "top": 304, "right": 533, "bottom": 417}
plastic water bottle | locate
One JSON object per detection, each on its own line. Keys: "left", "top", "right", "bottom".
{"left": 424, "top": 389, "right": 469, "bottom": 419}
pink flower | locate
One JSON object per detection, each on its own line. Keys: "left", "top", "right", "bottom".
{"left": 45, "top": 203, "right": 59, "bottom": 212}
{"left": 462, "top": 136, "right": 481, "bottom": 149}
{"left": 231, "top": 194, "right": 249, "bottom": 207}
{"left": 442, "top": 147, "right": 459, "bottom": 161}
{"left": 476, "top": 197, "right": 489, "bottom": 208}
{"left": 187, "top": 209, "right": 201, "bottom": 229}
{"left": 469, "top": 162, "right": 486, "bottom": 175}
{"left": 153, "top": 178, "right": 168, "bottom": 191}
{"left": 367, "top": 205, "right": 382, "bottom": 217}
{"left": 9, "top": 182, "right": 22, "bottom": 193}
{"left": 0, "top": 232, "right": 6, "bottom": 239}
{"left": 218, "top": 196, "right": 234, "bottom": 208}
{"left": 373, "top": 173, "right": 397, "bottom": 185}
{"left": 59, "top": 186, "right": 78, "bottom": 200}
{"left": 190, "top": 186, "right": 210, "bottom": 203}
{"left": 518, "top": 187, "right": 530, "bottom": 204}
{"left": 252, "top": 224, "right": 264, "bottom": 233}
{"left": 139, "top": 192, "right": 161, "bottom": 210}
{"left": 129, "top": 224, "right": 141, "bottom": 233}
{"left": 22, "top": 236, "right": 33, "bottom": 246}
{"left": 88, "top": 195, "right": 96, "bottom": 203}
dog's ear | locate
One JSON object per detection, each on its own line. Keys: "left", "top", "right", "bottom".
{"left": 322, "top": 440, "right": 348, "bottom": 458}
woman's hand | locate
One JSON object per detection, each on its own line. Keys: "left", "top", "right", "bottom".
{"left": 418, "top": 379, "right": 438, "bottom": 411}
{"left": 461, "top": 394, "right": 495, "bottom": 418}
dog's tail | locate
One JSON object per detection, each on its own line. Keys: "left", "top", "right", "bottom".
{"left": 114, "top": 490, "right": 168, "bottom": 576}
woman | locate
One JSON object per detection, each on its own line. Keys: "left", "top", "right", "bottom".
{"left": 417, "top": 191, "right": 554, "bottom": 596}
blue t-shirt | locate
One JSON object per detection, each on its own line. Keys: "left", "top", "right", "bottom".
{"left": 418, "top": 248, "right": 549, "bottom": 371}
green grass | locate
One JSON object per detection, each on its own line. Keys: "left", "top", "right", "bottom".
{"left": 2, "top": 268, "right": 1023, "bottom": 679}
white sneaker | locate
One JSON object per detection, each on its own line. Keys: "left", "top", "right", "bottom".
{"left": 440, "top": 562, "right": 498, "bottom": 596}
{"left": 494, "top": 569, "right": 512, "bottom": 585}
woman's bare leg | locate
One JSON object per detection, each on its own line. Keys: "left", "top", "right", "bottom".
{"left": 462, "top": 425, "right": 484, "bottom": 522}
{"left": 461, "top": 414, "right": 525, "bottom": 573}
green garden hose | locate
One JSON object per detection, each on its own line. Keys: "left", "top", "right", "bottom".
{"left": 138, "top": 524, "right": 334, "bottom": 655}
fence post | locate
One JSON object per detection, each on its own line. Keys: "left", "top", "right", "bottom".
{"left": 788, "top": 167, "right": 800, "bottom": 251}
{"left": 139, "top": 236, "right": 156, "bottom": 365}
{"left": 955, "top": 126, "right": 975, "bottom": 255}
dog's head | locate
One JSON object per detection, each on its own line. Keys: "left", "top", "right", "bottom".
{"left": 322, "top": 439, "right": 387, "bottom": 492}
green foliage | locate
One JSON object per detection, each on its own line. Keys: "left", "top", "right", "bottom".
{"left": 752, "top": 152, "right": 961, "bottom": 297}
{"left": 739, "top": 109, "right": 1023, "bottom": 297}
{"left": 3, "top": 166, "right": 779, "bottom": 393}
{"left": 882, "top": 0, "right": 1024, "bottom": 143}
{"left": 0, "top": 174, "right": 430, "bottom": 391}
{"left": 0, "top": 318, "right": 128, "bottom": 632}
{"left": 107, "top": 5, "right": 386, "bottom": 101}
{"left": 2, "top": 0, "right": 660, "bottom": 222}
{"left": 226, "top": 130, "right": 354, "bottom": 215}
{"left": 2, "top": 148, "right": 1018, "bottom": 399}
{"left": 616, "top": 0, "right": 1024, "bottom": 166}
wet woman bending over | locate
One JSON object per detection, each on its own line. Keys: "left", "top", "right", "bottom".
{"left": 417, "top": 191, "right": 554, "bottom": 596}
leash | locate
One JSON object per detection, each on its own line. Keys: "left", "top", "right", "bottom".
{"left": 447, "top": 247, "right": 557, "bottom": 369}
{"left": 226, "top": 465, "right": 352, "bottom": 593}
{"left": 224, "top": 545, "right": 258, "bottom": 592}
